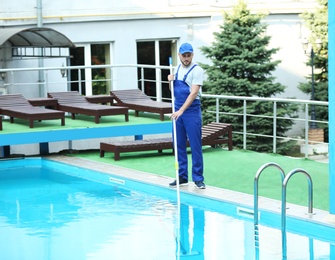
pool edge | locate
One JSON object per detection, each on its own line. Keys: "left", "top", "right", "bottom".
{"left": 44, "top": 154, "right": 335, "bottom": 230}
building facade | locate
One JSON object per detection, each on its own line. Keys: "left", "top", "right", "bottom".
{"left": 0, "top": 0, "right": 318, "bottom": 99}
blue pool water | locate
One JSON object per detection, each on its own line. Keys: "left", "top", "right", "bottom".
{"left": 0, "top": 158, "right": 333, "bottom": 260}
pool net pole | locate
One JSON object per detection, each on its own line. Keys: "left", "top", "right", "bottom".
{"left": 170, "top": 57, "right": 181, "bottom": 259}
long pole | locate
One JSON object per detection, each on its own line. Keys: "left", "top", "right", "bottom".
{"left": 170, "top": 57, "right": 181, "bottom": 259}
{"left": 310, "top": 47, "right": 317, "bottom": 129}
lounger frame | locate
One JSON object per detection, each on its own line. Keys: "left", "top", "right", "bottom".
{"left": 100, "top": 122, "right": 233, "bottom": 160}
{"left": 110, "top": 89, "right": 172, "bottom": 121}
{"left": 0, "top": 94, "right": 65, "bottom": 128}
{"left": 48, "top": 91, "right": 129, "bottom": 123}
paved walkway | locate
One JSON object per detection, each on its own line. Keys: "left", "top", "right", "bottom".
{"left": 309, "top": 154, "right": 329, "bottom": 163}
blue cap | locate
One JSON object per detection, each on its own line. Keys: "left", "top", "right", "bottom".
{"left": 179, "top": 43, "right": 193, "bottom": 54}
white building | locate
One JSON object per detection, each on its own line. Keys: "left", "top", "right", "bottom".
{"left": 0, "top": 0, "right": 318, "bottom": 99}
{"left": 0, "top": 0, "right": 321, "bottom": 155}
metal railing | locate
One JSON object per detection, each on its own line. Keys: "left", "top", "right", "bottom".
{"left": 0, "top": 64, "right": 329, "bottom": 158}
{"left": 201, "top": 93, "right": 329, "bottom": 158}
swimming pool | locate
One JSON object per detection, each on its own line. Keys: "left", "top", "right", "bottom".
{"left": 0, "top": 158, "right": 333, "bottom": 260}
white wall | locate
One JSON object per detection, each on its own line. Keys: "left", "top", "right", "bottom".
{"left": 0, "top": 0, "right": 319, "bottom": 137}
{"left": 2, "top": 10, "right": 314, "bottom": 98}
{"left": 46, "top": 13, "right": 310, "bottom": 99}
{"left": 265, "top": 14, "right": 310, "bottom": 100}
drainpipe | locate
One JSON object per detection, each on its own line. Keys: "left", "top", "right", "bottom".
{"left": 37, "top": 0, "right": 45, "bottom": 97}
{"left": 37, "top": 0, "right": 42, "bottom": 27}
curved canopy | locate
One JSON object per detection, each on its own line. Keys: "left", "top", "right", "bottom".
{"left": 0, "top": 27, "right": 75, "bottom": 48}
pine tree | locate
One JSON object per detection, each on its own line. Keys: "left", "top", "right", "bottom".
{"left": 299, "top": 0, "right": 328, "bottom": 141}
{"left": 200, "top": 0, "right": 298, "bottom": 153}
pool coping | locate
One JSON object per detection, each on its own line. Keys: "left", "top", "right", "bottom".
{"left": 46, "top": 154, "right": 335, "bottom": 229}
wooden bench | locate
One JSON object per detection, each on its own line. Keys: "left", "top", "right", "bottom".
{"left": 100, "top": 122, "right": 233, "bottom": 160}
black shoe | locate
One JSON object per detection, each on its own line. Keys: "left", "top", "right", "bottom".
{"left": 195, "top": 181, "right": 206, "bottom": 189}
{"left": 169, "top": 177, "right": 188, "bottom": 187}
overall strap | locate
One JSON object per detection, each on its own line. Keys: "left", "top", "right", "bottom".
{"left": 182, "top": 64, "right": 197, "bottom": 82}
{"left": 175, "top": 64, "right": 198, "bottom": 82}
{"left": 175, "top": 64, "right": 181, "bottom": 80}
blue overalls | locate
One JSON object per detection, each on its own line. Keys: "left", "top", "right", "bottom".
{"left": 173, "top": 64, "right": 203, "bottom": 182}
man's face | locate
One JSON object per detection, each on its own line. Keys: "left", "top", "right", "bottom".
{"left": 179, "top": 52, "right": 193, "bottom": 67}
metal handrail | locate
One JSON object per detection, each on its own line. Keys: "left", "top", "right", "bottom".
{"left": 254, "top": 162, "right": 286, "bottom": 226}
{"left": 0, "top": 64, "right": 329, "bottom": 158}
{"left": 253, "top": 162, "right": 285, "bottom": 260}
{"left": 201, "top": 94, "right": 328, "bottom": 157}
{"left": 281, "top": 168, "right": 314, "bottom": 259}
{"left": 253, "top": 164, "right": 314, "bottom": 259}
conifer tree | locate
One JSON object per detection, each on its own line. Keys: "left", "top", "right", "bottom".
{"left": 299, "top": 0, "right": 328, "bottom": 141}
{"left": 200, "top": 0, "right": 298, "bottom": 153}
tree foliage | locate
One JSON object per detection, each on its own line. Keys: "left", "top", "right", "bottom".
{"left": 200, "top": 0, "right": 298, "bottom": 153}
{"left": 299, "top": 0, "right": 328, "bottom": 141}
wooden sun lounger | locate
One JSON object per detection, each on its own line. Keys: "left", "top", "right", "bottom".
{"left": 48, "top": 91, "right": 129, "bottom": 124}
{"left": 0, "top": 94, "right": 65, "bottom": 128}
{"left": 110, "top": 89, "right": 172, "bottom": 121}
{"left": 100, "top": 122, "right": 233, "bottom": 160}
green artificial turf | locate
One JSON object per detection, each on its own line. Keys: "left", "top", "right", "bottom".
{"left": 67, "top": 146, "right": 329, "bottom": 211}
{"left": 0, "top": 111, "right": 170, "bottom": 133}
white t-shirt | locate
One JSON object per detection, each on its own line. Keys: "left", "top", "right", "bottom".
{"left": 175, "top": 63, "right": 204, "bottom": 98}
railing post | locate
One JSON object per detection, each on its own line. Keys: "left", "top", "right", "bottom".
{"left": 109, "top": 67, "right": 113, "bottom": 91}
{"left": 9, "top": 71, "right": 14, "bottom": 94}
{"left": 78, "top": 69, "right": 82, "bottom": 95}
{"left": 305, "top": 103, "right": 309, "bottom": 158}
{"left": 216, "top": 97, "right": 219, "bottom": 122}
{"left": 273, "top": 101, "right": 277, "bottom": 153}
{"left": 243, "top": 99, "right": 247, "bottom": 150}
{"left": 140, "top": 67, "right": 145, "bottom": 92}
{"left": 45, "top": 70, "right": 49, "bottom": 97}
{"left": 156, "top": 68, "right": 162, "bottom": 102}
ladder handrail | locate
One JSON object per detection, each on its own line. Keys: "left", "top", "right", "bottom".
{"left": 281, "top": 168, "right": 314, "bottom": 259}
{"left": 254, "top": 162, "right": 285, "bottom": 226}
{"left": 254, "top": 164, "right": 314, "bottom": 260}
{"left": 281, "top": 168, "right": 314, "bottom": 217}
{"left": 253, "top": 162, "right": 285, "bottom": 260}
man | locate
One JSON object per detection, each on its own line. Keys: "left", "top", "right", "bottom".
{"left": 168, "top": 43, "right": 205, "bottom": 189}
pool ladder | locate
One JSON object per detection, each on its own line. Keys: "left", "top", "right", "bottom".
{"left": 253, "top": 162, "right": 314, "bottom": 259}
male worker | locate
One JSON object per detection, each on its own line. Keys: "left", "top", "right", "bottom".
{"left": 168, "top": 43, "right": 205, "bottom": 189}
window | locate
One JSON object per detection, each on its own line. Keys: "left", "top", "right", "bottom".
{"left": 91, "top": 44, "right": 111, "bottom": 95}
{"left": 70, "top": 43, "right": 111, "bottom": 95}
{"left": 70, "top": 47, "right": 85, "bottom": 94}
{"left": 137, "top": 40, "right": 177, "bottom": 101}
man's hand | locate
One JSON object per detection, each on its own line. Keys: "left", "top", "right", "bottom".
{"left": 170, "top": 109, "right": 184, "bottom": 120}
{"left": 167, "top": 74, "right": 174, "bottom": 82}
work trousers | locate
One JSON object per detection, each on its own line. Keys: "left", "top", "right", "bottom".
{"left": 174, "top": 106, "right": 204, "bottom": 182}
